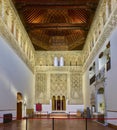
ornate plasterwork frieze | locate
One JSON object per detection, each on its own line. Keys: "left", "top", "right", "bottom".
{"left": 1, "top": 0, "right": 117, "bottom": 75}
{"left": 35, "top": 51, "right": 83, "bottom": 66}
{"left": 83, "top": 0, "right": 117, "bottom": 72}
{"left": 0, "top": 0, "right": 35, "bottom": 72}
{"left": 0, "top": 20, "right": 34, "bottom": 72}
{"left": 50, "top": 74, "right": 67, "bottom": 97}
{"left": 35, "top": 62, "right": 83, "bottom": 104}
{"left": 35, "top": 69, "right": 83, "bottom": 105}
{"left": 35, "top": 66, "right": 82, "bottom": 73}
{"left": 35, "top": 73, "right": 49, "bottom": 104}
{"left": 69, "top": 73, "right": 83, "bottom": 105}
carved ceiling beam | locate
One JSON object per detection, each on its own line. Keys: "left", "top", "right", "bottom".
{"left": 14, "top": 0, "right": 97, "bottom": 5}
{"left": 16, "top": 4, "right": 94, "bottom": 10}
{"left": 68, "top": 41, "right": 84, "bottom": 50}
{"left": 26, "top": 23, "right": 88, "bottom": 30}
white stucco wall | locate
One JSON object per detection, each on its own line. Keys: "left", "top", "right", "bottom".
{"left": 106, "top": 27, "right": 117, "bottom": 110}
{"left": 0, "top": 36, "right": 35, "bottom": 122}
{"left": 106, "top": 27, "right": 117, "bottom": 126}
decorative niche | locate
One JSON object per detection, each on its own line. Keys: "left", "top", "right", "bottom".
{"left": 89, "top": 62, "right": 96, "bottom": 85}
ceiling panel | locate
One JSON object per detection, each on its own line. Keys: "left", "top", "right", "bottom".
{"left": 12, "top": 0, "right": 99, "bottom": 51}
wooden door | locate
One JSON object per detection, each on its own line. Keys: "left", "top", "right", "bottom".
{"left": 17, "top": 102, "right": 22, "bottom": 120}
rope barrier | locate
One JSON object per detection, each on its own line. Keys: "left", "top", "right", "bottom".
{"left": 0, "top": 116, "right": 117, "bottom": 130}
{"left": 0, "top": 116, "right": 117, "bottom": 120}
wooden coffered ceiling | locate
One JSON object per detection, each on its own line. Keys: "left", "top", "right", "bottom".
{"left": 12, "top": 0, "right": 99, "bottom": 51}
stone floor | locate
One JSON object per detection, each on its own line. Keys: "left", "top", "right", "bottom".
{"left": 0, "top": 115, "right": 116, "bottom": 130}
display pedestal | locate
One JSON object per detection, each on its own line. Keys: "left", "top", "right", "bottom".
{"left": 93, "top": 112, "right": 105, "bottom": 124}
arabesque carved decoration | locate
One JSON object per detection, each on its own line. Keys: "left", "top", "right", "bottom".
{"left": 50, "top": 74, "right": 67, "bottom": 97}
{"left": 35, "top": 65, "right": 83, "bottom": 104}
{"left": 35, "top": 73, "right": 49, "bottom": 104}
{"left": 69, "top": 73, "right": 83, "bottom": 104}
{"left": 35, "top": 51, "right": 83, "bottom": 66}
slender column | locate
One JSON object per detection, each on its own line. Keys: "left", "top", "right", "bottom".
{"left": 55, "top": 97, "right": 56, "bottom": 111}
{"left": 67, "top": 72, "right": 70, "bottom": 101}
{"left": 60, "top": 98, "right": 62, "bottom": 110}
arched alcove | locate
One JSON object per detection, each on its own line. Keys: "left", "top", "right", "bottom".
{"left": 62, "top": 96, "right": 66, "bottom": 110}
{"left": 52, "top": 95, "right": 66, "bottom": 111}
{"left": 52, "top": 96, "right": 56, "bottom": 110}
{"left": 57, "top": 96, "right": 60, "bottom": 110}
{"left": 97, "top": 88, "right": 105, "bottom": 113}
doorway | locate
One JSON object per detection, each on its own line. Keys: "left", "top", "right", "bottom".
{"left": 17, "top": 92, "right": 23, "bottom": 120}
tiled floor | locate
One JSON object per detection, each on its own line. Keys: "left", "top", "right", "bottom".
{"left": 0, "top": 116, "right": 116, "bottom": 130}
